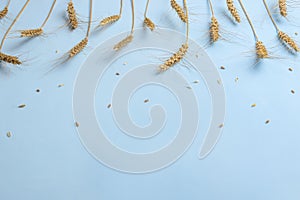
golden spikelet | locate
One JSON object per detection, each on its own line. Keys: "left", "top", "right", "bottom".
{"left": 278, "top": 31, "right": 299, "bottom": 52}
{"left": 256, "top": 41, "right": 268, "bottom": 58}
{"left": 279, "top": 0, "right": 287, "bottom": 17}
{"left": 159, "top": 43, "right": 188, "bottom": 71}
{"left": 144, "top": 17, "right": 155, "bottom": 31}
{"left": 20, "top": 28, "right": 43, "bottom": 37}
{"left": 113, "top": 35, "right": 133, "bottom": 51}
{"left": 100, "top": 15, "right": 120, "bottom": 26}
{"left": 170, "top": 0, "right": 187, "bottom": 23}
{"left": 67, "top": 1, "right": 78, "bottom": 30}
{"left": 0, "top": 52, "right": 22, "bottom": 65}
{"left": 0, "top": 6, "right": 8, "bottom": 19}
{"left": 210, "top": 17, "right": 219, "bottom": 42}
{"left": 69, "top": 37, "right": 88, "bottom": 57}
{"left": 226, "top": 0, "right": 241, "bottom": 23}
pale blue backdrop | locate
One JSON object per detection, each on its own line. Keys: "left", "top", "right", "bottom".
{"left": 0, "top": 0, "right": 299, "bottom": 199}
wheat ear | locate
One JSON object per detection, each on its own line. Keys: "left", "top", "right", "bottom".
{"left": 69, "top": 37, "right": 88, "bottom": 57}
{"left": 170, "top": 0, "right": 187, "bottom": 23}
{"left": 144, "top": 0, "right": 155, "bottom": 31}
{"left": 160, "top": 0, "right": 189, "bottom": 71}
{"left": 0, "top": 0, "right": 10, "bottom": 19}
{"left": 67, "top": 0, "right": 78, "bottom": 30}
{"left": 278, "top": 0, "right": 287, "bottom": 17}
{"left": 21, "top": 28, "right": 43, "bottom": 37}
{"left": 210, "top": 17, "right": 219, "bottom": 42}
{"left": 226, "top": 0, "right": 241, "bottom": 23}
{"left": 262, "top": 0, "right": 299, "bottom": 52}
{"left": 0, "top": 6, "right": 8, "bottom": 19}
{"left": 256, "top": 41, "right": 269, "bottom": 58}
{"left": 238, "top": 0, "right": 269, "bottom": 58}
{"left": 0, "top": 0, "right": 30, "bottom": 65}
{"left": 99, "top": 0, "right": 123, "bottom": 26}
{"left": 113, "top": 0, "right": 135, "bottom": 51}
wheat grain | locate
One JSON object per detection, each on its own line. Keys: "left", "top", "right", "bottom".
{"left": 279, "top": 0, "right": 287, "bottom": 17}
{"left": 278, "top": 31, "right": 299, "bottom": 52}
{"left": 159, "top": 44, "right": 188, "bottom": 71}
{"left": 256, "top": 41, "right": 268, "bottom": 58}
{"left": 113, "top": 35, "right": 133, "bottom": 51}
{"left": 100, "top": 15, "right": 120, "bottom": 26}
{"left": 170, "top": 0, "right": 187, "bottom": 23}
{"left": 67, "top": 1, "right": 78, "bottom": 30}
{"left": 69, "top": 37, "right": 88, "bottom": 57}
{"left": 20, "top": 28, "right": 43, "bottom": 37}
{"left": 226, "top": 0, "right": 241, "bottom": 23}
{"left": 0, "top": 6, "right": 8, "bottom": 19}
{"left": 0, "top": 52, "right": 22, "bottom": 65}
{"left": 144, "top": 17, "right": 155, "bottom": 31}
{"left": 210, "top": 17, "right": 219, "bottom": 42}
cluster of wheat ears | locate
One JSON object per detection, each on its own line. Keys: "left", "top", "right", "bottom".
{"left": 0, "top": 0, "right": 299, "bottom": 70}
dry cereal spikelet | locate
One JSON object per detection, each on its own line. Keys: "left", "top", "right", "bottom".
{"left": 255, "top": 41, "right": 269, "bottom": 58}
{"left": 69, "top": 37, "right": 88, "bottom": 58}
{"left": 67, "top": 1, "right": 78, "bottom": 29}
{"left": 159, "top": 43, "right": 188, "bottom": 71}
{"left": 279, "top": 0, "right": 287, "bottom": 17}
{"left": 0, "top": 52, "right": 22, "bottom": 65}
{"left": 170, "top": 0, "right": 187, "bottom": 23}
{"left": 278, "top": 31, "right": 299, "bottom": 52}
{"left": 20, "top": 28, "right": 43, "bottom": 37}
{"left": 144, "top": 17, "right": 155, "bottom": 31}
{"left": 226, "top": 0, "right": 241, "bottom": 23}
{"left": 113, "top": 35, "right": 133, "bottom": 51}
{"left": 0, "top": 6, "right": 8, "bottom": 19}
{"left": 210, "top": 17, "right": 219, "bottom": 42}
{"left": 100, "top": 15, "right": 120, "bottom": 26}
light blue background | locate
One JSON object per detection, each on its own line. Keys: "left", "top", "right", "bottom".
{"left": 0, "top": 0, "right": 300, "bottom": 199}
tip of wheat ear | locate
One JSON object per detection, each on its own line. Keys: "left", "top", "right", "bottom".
{"left": 256, "top": 41, "right": 269, "bottom": 59}
{"left": 67, "top": 1, "right": 78, "bottom": 30}
{"left": 144, "top": 17, "right": 155, "bottom": 31}
{"left": 170, "top": 0, "right": 187, "bottom": 23}
{"left": 159, "top": 43, "right": 188, "bottom": 71}
{"left": 113, "top": 35, "right": 133, "bottom": 51}
{"left": 0, "top": 52, "right": 22, "bottom": 65}
{"left": 210, "top": 17, "right": 219, "bottom": 42}
{"left": 278, "top": 31, "right": 299, "bottom": 52}
{"left": 226, "top": 0, "right": 241, "bottom": 23}
{"left": 279, "top": 0, "right": 287, "bottom": 17}
{"left": 69, "top": 37, "right": 88, "bottom": 58}
{"left": 0, "top": 6, "right": 8, "bottom": 19}
{"left": 100, "top": 15, "right": 120, "bottom": 26}
{"left": 20, "top": 28, "right": 43, "bottom": 37}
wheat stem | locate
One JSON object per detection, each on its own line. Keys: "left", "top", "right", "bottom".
{"left": 208, "top": 0, "right": 215, "bottom": 16}
{"left": 119, "top": 0, "right": 123, "bottom": 16}
{"left": 262, "top": 0, "right": 279, "bottom": 31}
{"left": 130, "top": 0, "right": 135, "bottom": 34}
{"left": 238, "top": 0, "right": 259, "bottom": 41}
{"left": 184, "top": 0, "right": 189, "bottom": 43}
{"left": 144, "top": 0, "right": 150, "bottom": 18}
{"left": 0, "top": 0, "right": 30, "bottom": 51}
{"left": 40, "top": 0, "right": 56, "bottom": 28}
{"left": 86, "top": 0, "right": 93, "bottom": 37}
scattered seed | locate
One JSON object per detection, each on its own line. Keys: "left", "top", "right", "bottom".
{"left": 144, "top": 99, "right": 149, "bottom": 103}
{"left": 251, "top": 103, "right": 256, "bottom": 108}
{"left": 6, "top": 131, "right": 11, "bottom": 138}
{"left": 107, "top": 104, "right": 112, "bottom": 108}
{"left": 291, "top": 89, "right": 295, "bottom": 94}
{"left": 295, "top": 32, "right": 298, "bottom": 36}
{"left": 18, "top": 104, "right": 26, "bottom": 108}
{"left": 55, "top": 50, "right": 59, "bottom": 53}
{"left": 58, "top": 84, "right": 64, "bottom": 87}
{"left": 219, "top": 124, "right": 224, "bottom": 128}
{"left": 75, "top": 122, "right": 80, "bottom": 127}
{"left": 217, "top": 79, "right": 222, "bottom": 85}
{"left": 289, "top": 67, "right": 293, "bottom": 72}
{"left": 193, "top": 80, "right": 199, "bottom": 84}
{"left": 186, "top": 86, "right": 192, "bottom": 89}
{"left": 123, "top": 62, "right": 128, "bottom": 66}
{"left": 36, "top": 89, "right": 40, "bottom": 93}
{"left": 115, "top": 72, "right": 120, "bottom": 76}
{"left": 220, "top": 66, "right": 225, "bottom": 70}
{"left": 235, "top": 77, "right": 239, "bottom": 82}
{"left": 265, "top": 120, "right": 270, "bottom": 124}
